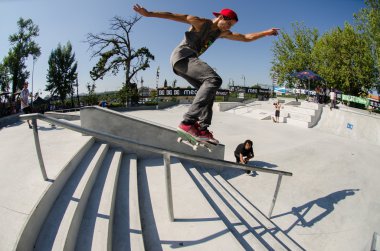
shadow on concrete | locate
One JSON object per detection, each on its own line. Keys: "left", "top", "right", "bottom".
{"left": 220, "top": 160, "right": 278, "bottom": 180}
{"left": 161, "top": 228, "right": 231, "bottom": 249}
{"left": 37, "top": 125, "right": 64, "bottom": 131}
{"left": 0, "top": 121, "right": 23, "bottom": 130}
{"left": 251, "top": 160, "right": 278, "bottom": 169}
{"left": 271, "top": 189, "right": 360, "bottom": 233}
{"left": 174, "top": 217, "right": 220, "bottom": 223}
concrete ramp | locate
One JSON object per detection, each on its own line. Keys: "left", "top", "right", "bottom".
{"left": 80, "top": 106, "right": 225, "bottom": 159}
{"left": 315, "top": 107, "right": 380, "bottom": 146}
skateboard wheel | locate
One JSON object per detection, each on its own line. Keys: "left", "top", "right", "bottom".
{"left": 193, "top": 145, "right": 198, "bottom": 151}
{"left": 177, "top": 137, "right": 182, "bottom": 143}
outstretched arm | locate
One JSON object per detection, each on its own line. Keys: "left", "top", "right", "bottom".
{"left": 133, "top": 4, "right": 205, "bottom": 28}
{"left": 221, "top": 28, "right": 279, "bottom": 42}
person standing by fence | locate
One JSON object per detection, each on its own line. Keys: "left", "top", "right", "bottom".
{"left": 20, "top": 81, "right": 32, "bottom": 129}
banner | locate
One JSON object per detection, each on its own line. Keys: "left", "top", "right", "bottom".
{"left": 342, "top": 94, "right": 369, "bottom": 106}
{"left": 157, "top": 88, "right": 230, "bottom": 97}
{"left": 229, "top": 86, "right": 270, "bottom": 95}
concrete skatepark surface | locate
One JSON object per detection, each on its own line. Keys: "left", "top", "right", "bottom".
{"left": 0, "top": 99, "right": 379, "bottom": 250}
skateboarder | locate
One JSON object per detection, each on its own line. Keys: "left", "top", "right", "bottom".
{"left": 134, "top": 4, "right": 279, "bottom": 144}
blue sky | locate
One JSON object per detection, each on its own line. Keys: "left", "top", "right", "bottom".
{"left": 0, "top": 0, "right": 366, "bottom": 96}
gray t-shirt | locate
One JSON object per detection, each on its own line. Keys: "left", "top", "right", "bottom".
{"left": 170, "top": 20, "right": 221, "bottom": 67}
{"left": 20, "top": 88, "right": 30, "bottom": 109}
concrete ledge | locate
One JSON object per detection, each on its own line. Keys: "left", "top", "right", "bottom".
{"left": 80, "top": 106, "right": 225, "bottom": 160}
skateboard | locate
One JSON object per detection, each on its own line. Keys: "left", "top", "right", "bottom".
{"left": 176, "top": 130, "right": 216, "bottom": 152}
{"left": 272, "top": 116, "right": 276, "bottom": 123}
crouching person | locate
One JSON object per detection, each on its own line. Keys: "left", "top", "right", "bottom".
{"left": 234, "top": 139, "right": 254, "bottom": 174}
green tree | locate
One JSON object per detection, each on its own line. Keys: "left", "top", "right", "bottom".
{"left": 271, "top": 22, "right": 319, "bottom": 87}
{"left": 87, "top": 16, "right": 155, "bottom": 105}
{"left": 0, "top": 62, "right": 11, "bottom": 92}
{"left": 312, "top": 23, "right": 376, "bottom": 95}
{"left": 354, "top": 0, "right": 380, "bottom": 91}
{"left": 86, "top": 82, "right": 98, "bottom": 105}
{"left": 46, "top": 42, "right": 78, "bottom": 105}
{"left": 4, "top": 18, "right": 41, "bottom": 95}
{"left": 163, "top": 79, "right": 168, "bottom": 88}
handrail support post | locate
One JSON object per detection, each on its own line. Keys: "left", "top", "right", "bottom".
{"left": 268, "top": 174, "right": 283, "bottom": 218}
{"left": 164, "top": 153, "right": 174, "bottom": 222}
{"left": 32, "top": 118, "right": 48, "bottom": 181}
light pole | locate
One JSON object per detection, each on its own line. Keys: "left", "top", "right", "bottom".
{"left": 31, "top": 56, "right": 37, "bottom": 108}
{"left": 75, "top": 78, "right": 80, "bottom": 107}
{"left": 156, "top": 66, "right": 160, "bottom": 110}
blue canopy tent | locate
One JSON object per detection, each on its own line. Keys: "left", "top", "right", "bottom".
{"left": 291, "top": 70, "right": 324, "bottom": 96}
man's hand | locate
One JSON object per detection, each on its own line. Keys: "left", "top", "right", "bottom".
{"left": 133, "top": 4, "right": 150, "bottom": 17}
{"left": 265, "top": 28, "right": 280, "bottom": 36}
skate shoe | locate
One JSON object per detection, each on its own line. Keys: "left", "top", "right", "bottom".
{"left": 177, "top": 122, "right": 200, "bottom": 139}
{"left": 198, "top": 129, "right": 219, "bottom": 144}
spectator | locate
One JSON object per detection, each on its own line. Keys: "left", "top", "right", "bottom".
{"left": 234, "top": 139, "right": 254, "bottom": 174}
{"left": 274, "top": 102, "right": 282, "bottom": 123}
{"left": 330, "top": 89, "right": 336, "bottom": 110}
{"left": 20, "top": 81, "right": 32, "bottom": 128}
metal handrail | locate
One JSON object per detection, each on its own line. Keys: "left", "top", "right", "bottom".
{"left": 20, "top": 113, "right": 292, "bottom": 218}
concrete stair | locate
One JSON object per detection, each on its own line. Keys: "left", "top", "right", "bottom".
{"left": 15, "top": 140, "right": 143, "bottom": 251}
{"left": 283, "top": 102, "right": 323, "bottom": 128}
{"left": 14, "top": 108, "right": 303, "bottom": 250}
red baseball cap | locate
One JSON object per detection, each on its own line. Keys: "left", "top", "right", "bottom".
{"left": 213, "top": 8, "right": 238, "bottom": 22}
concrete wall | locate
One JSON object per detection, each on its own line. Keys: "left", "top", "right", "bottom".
{"left": 315, "top": 107, "right": 380, "bottom": 146}
{"left": 80, "top": 106, "right": 225, "bottom": 159}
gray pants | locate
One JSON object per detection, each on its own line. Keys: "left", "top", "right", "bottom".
{"left": 173, "top": 57, "right": 222, "bottom": 129}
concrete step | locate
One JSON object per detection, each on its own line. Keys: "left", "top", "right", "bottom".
{"left": 286, "top": 118, "right": 311, "bottom": 128}
{"left": 76, "top": 149, "right": 123, "bottom": 250}
{"left": 34, "top": 143, "right": 109, "bottom": 251}
{"left": 15, "top": 137, "right": 96, "bottom": 251}
{"left": 207, "top": 168, "right": 305, "bottom": 251}
{"left": 184, "top": 162, "right": 267, "bottom": 250}
{"left": 139, "top": 158, "right": 243, "bottom": 250}
{"left": 113, "top": 154, "right": 144, "bottom": 251}
{"left": 283, "top": 106, "right": 316, "bottom": 116}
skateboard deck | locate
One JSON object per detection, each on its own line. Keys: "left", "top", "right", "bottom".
{"left": 176, "top": 130, "right": 216, "bottom": 152}
{"left": 272, "top": 116, "right": 276, "bottom": 123}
